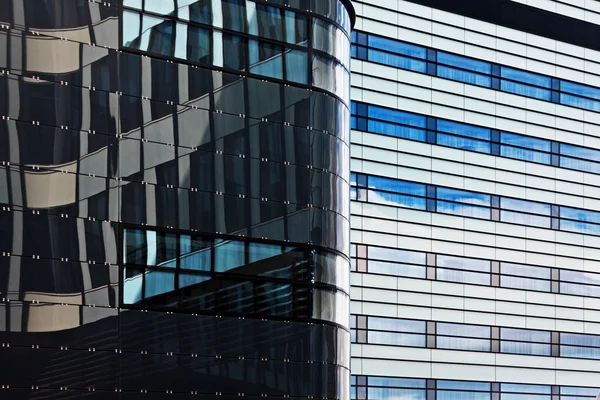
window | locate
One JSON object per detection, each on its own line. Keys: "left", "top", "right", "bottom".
{"left": 368, "top": 317, "right": 426, "bottom": 347}
{"left": 560, "top": 81, "right": 600, "bottom": 112}
{"left": 249, "top": 40, "right": 283, "bottom": 80}
{"left": 436, "top": 120, "right": 491, "bottom": 153}
{"left": 437, "top": 381, "right": 491, "bottom": 400}
{"left": 437, "top": 52, "right": 491, "bottom": 87}
{"left": 500, "top": 132, "right": 552, "bottom": 164}
{"left": 368, "top": 246, "right": 426, "bottom": 278}
{"left": 561, "top": 333, "right": 600, "bottom": 359}
{"left": 436, "top": 188, "right": 490, "bottom": 219}
{"left": 500, "top": 67, "right": 552, "bottom": 100}
{"left": 500, "top": 198, "right": 551, "bottom": 228}
{"left": 501, "top": 263, "right": 551, "bottom": 292}
{"left": 501, "top": 328, "right": 551, "bottom": 355}
{"left": 560, "top": 270, "right": 600, "bottom": 297}
{"left": 437, "top": 255, "right": 490, "bottom": 285}
{"left": 437, "top": 323, "right": 491, "bottom": 351}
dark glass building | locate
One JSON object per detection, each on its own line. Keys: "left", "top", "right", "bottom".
{"left": 0, "top": 0, "right": 354, "bottom": 398}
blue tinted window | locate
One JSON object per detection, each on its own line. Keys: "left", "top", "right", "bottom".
{"left": 561, "top": 80, "right": 600, "bottom": 100}
{"left": 560, "top": 282, "right": 600, "bottom": 297}
{"left": 501, "top": 198, "right": 551, "bottom": 215}
{"left": 560, "top": 156, "right": 600, "bottom": 174}
{"left": 560, "top": 220, "right": 600, "bottom": 235}
{"left": 561, "top": 207, "right": 600, "bottom": 224}
{"left": 502, "top": 328, "right": 551, "bottom": 342}
{"left": 501, "top": 68, "right": 552, "bottom": 100}
{"left": 369, "top": 388, "right": 426, "bottom": 400}
{"left": 500, "top": 133, "right": 551, "bottom": 152}
{"left": 437, "top": 188, "right": 490, "bottom": 206}
{"left": 437, "top": 134, "right": 491, "bottom": 153}
{"left": 561, "top": 270, "right": 600, "bottom": 285}
{"left": 369, "top": 317, "right": 425, "bottom": 332}
{"left": 561, "top": 345, "right": 600, "bottom": 359}
{"left": 369, "top": 377, "right": 426, "bottom": 388}
{"left": 501, "top": 67, "right": 551, "bottom": 88}
{"left": 561, "top": 143, "right": 600, "bottom": 162}
{"left": 437, "top": 381, "right": 490, "bottom": 391}
{"left": 501, "top": 146, "right": 551, "bottom": 164}
{"left": 368, "top": 176, "right": 426, "bottom": 196}
{"left": 368, "top": 36, "right": 427, "bottom": 59}
{"left": 368, "top": 106, "right": 426, "bottom": 126}
{"left": 438, "top": 391, "right": 490, "bottom": 400}
{"left": 437, "top": 52, "right": 492, "bottom": 87}
{"left": 437, "top": 120, "right": 491, "bottom": 140}
{"left": 368, "top": 49, "right": 427, "bottom": 72}
{"left": 369, "top": 121, "right": 427, "bottom": 141}
{"left": 560, "top": 93, "right": 600, "bottom": 112}
{"left": 437, "top": 201, "right": 490, "bottom": 219}
{"left": 369, "top": 190, "right": 427, "bottom": 210}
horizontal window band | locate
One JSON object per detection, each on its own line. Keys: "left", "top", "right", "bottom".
{"left": 352, "top": 30, "right": 600, "bottom": 115}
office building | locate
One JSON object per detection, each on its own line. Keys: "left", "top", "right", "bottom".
{"left": 349, "top": 0, "right": 600, "bottom": 398}
{"left": 0, "top": 0, "right": 354, "bottom": 398}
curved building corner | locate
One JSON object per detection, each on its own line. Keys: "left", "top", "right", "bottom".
{"left": 0, "top": 0, "right": 354, "bottom": 399}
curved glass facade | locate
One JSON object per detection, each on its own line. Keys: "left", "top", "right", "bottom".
{"left": 0, "top": 0, "right": 354, "bottom": 398}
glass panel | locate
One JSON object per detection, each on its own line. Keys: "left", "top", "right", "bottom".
{"left": 368, "top": 36, "right": 427, "bottom": 59}
{"left": 560, "top": 219, "right": 600, "bottom": 235}
{"left": 501, "top": 67, "right": 551, "bottom": 89}
{"left": 500, "top": 67, "right": 552, "bottom": 100}
{"left": 369, "top": 331, "right": 426, "bottom": 346}
{"left": 284, "top": 11, "right": 308, "bottom": 46}
{"left": 437, "top": 269, "right": 490, "bottom": 285}
{"left": 501, "top": 198, "right": 551, "bottom": 215}
{"left": 437, "top": 201, "right": 490, "bottom": 219}
{"left": 368, "top": 176, "right": 426, "bottom": 196}
{"left": 180, "top": 234, "right": 212, "bottom": 272}
{"left": 214, "top": 240, "right": 245, "bottom": 273}
{"left": 222, "top": 0, "right": 247, "bottom": 32}
{"left": 368, "top": 377, "right": 427, "bottom": 388}
{"left": 561, "top": 207, "right": 600, "bottom": 224}
{"left": 437, "top": 52, "right": 491, "bottom": 87}
{"left": 369, "top": 190, "right": 428, "bottom": 209}
{"left": 249, "top": 40, "right": 283, "bottom": 79}
{"left": 368, "top": 120, "right": 427, "bottom": 141}
{"left": 369, "top": 261, "right": 426, "bottom": 278}
{"left": 369, "top": 317, "right": 426, "bottom": 332}
{"left": 368, "top": 388, "right": 426, "bottom": 399}
{"left": 187, "top": 25, "right": 212, "bottom": 63}
{"left": 145, "top": 0, "right": 174, "bottom": 14}
{"left": 501, "top": 328, "right": 551, "bottom": 354}
{"left": 437, "top": 255, "right": 489, "bottom": 272}
{"left": 561, "top": 80, "right": 600, "bottom": 101}
{"left": 500, "top": 133, "right": 551, "bottom": 152}
{"left": 437, "top": 381, "right": 490, "bottom": 391}
{"left": 144, "top": 270, "right": 175, "bottom": 298}
{"left": 123, "top": 268, "right": 144, "bottom": 304}
{"left": 500, "top": 210, "right": 550, "bottom": 227}
{"left": 501, "top": 146, "right": 551, "bottom": 164}
{"left": 436, "top": 188, "right": 490, "bottom": 206}
{"left": 438, "top": 323, "right": 490, "bottom": 338}
{"left": 560, "top": 93, "right": 600, "bottom": 112}
{"left": 561, "top": 143, "right": 600, "bottom": 162}
{"left": 437, "top": 120, "right": 491, "bottom": 140}
{"left": 285, "top": 49, "right": 308, "bottom": 84}
{"left": 252, "top": 3, "right": 283, "bottom": 41}
{"left": 248, "top": 242, "right": 282, "bottom": 263}
{"left": 222, "top": 33, "right": 247, "bottom": 70}
{"left": 437, "top": 134, "right": 491, "bottom": 153}
{"left": 122, "top": 10, "right": 141, "bottom": 47}
{"left": 369, "top": 247, "right": 426, "bottom": 264}
{"left": 560, "top": 156, "right": 600, "bottom": 174}
{"left": 501, "top": 384, "right": 551, "bottom": 394}
{"left": 368, "top": 49, "right": 427, "bottom": 72}
{"left": 368, "top": 105, "right": 426, "bottom": 126}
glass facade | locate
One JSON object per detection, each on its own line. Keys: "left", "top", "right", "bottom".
{"left": 0, "top": 0, "right": 354, "bottom": 398}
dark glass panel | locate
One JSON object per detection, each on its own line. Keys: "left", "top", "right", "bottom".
{"left": 223, "top": 33, "right": 248, "bottom": 71}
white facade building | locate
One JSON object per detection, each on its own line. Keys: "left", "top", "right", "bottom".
{"left": 349, "top": 0, "right": 600, "bottom": 398}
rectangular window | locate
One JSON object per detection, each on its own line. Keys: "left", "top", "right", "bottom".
{"left": 437, "top": 323, "right": 491, "bottom": 351}
{"left": 437, "top": 381, "right": 491, "bottom": 400}
{"left": 437, "top": 255, "right": 490, "bottom": 285}
{"left": 368, "top": 317, "right": 426, "bottom": 347}
{"left": 436, "top": 119, "right": 491, "bottom": 153}
{"left": 436, "top": 188, "right": 490, "bottom": 206}
{"left": 500, "top": 197, "right": 551, "bottom": 228}
{"left": 437, "top": 52, "right": 492, "bottom": 87}
{"left": 367, "top": 176, "right": 426, "bottom": 196}
{"left": 501, "top": 263, "right": 551, "bottom": 292}
{"left": 368, "top": 35, "right": 427, "bottom": 58}
{"left": 501, "top": 328, "right": 551, "bottom": 355}
{"left": 368, "top": 247, "right": 426, "bottom": 278}
{"left": 500, "top": 132, "right": 551, "bottom": 164}
{"left": 561, "top": 333, "right": 600, "bottom": 359}
{"left": 500, "top": 67, "right": 552, "bottom": 100}
{"left": 560, "top": 270, "right": 600, "bottom": 297}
